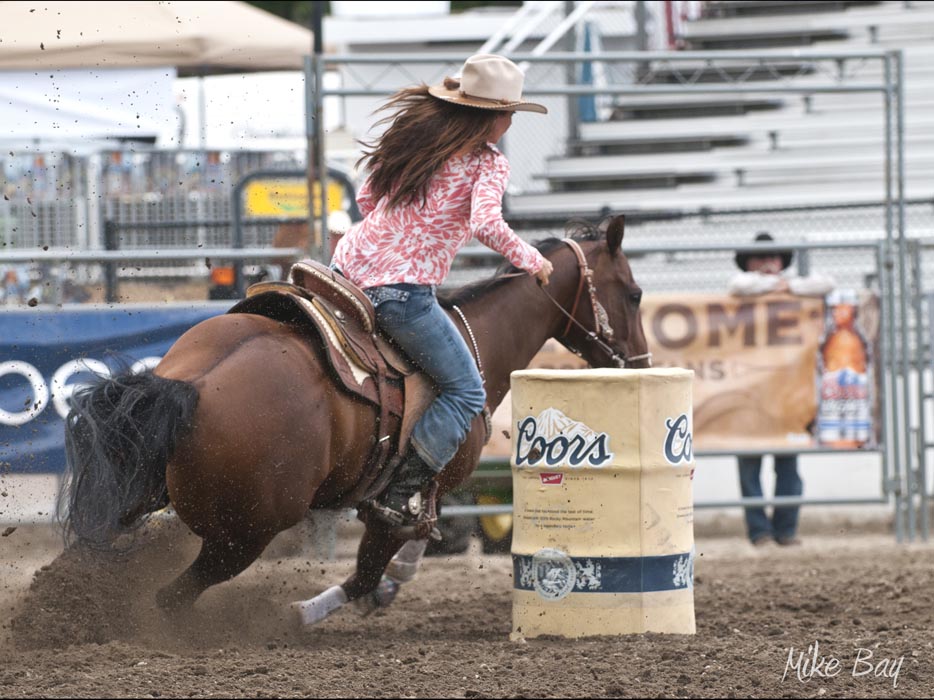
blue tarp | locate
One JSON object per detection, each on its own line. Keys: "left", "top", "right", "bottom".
{"left": 0, "top": 303, "right": 231, "bottom": 473}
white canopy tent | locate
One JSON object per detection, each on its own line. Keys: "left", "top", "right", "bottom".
{"left": 0, "top": 1, "right": 316, "bottom": 148}
{"left": 0, "top": 1, "right": 314, "bottom": 75}
{"left": 0, "top": 67, "right": 177, "bottom": 147}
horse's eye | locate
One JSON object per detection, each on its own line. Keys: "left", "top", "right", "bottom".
{"left": 630, "top": 290, "right": 643, "bottom": 305}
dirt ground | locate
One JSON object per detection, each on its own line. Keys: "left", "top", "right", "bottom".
{"left": 1, "top": 518, "right": 933, "bottom": 699}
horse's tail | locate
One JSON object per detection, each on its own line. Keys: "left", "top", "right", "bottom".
{"left": 58, "top": 369, "right": 199, "bottom": 549}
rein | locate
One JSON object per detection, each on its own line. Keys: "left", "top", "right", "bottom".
{"left": 455, "top": 237, "right": 651, "bottom": 376}
{"left": 539, "top": 239, "right": 652, "bottom": 369}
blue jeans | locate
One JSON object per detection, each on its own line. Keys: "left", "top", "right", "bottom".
{"left": 738, "top": 455, "right": 803, "bottom": 542}
{"left": 364, "top": 284, "right": 486, "bottom": 472}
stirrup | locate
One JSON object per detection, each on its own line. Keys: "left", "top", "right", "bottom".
{"left": 362, "top": 482, "right": 442, "bottom": 541}
{"left": 365, "top": 488, "right": 424, "bottom": 528}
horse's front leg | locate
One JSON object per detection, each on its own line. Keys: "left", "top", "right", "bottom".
{"left": 347, "top": 535, "right": 429, "bottom": 616}
{"left": 291, "top": 433, "right": 483, "bottom": 628}
{"left": 292, "top": 519, "right": 414, "bottom": 627}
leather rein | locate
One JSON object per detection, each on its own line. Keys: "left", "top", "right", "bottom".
{"left": 457, "top": 238, "right": 652, "bottom": 371}
{"left": 538, "top": 238, "right": 652, "bottom": 369}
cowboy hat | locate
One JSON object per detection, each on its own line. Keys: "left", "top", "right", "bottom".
{"left": 734, "top": 232, "right": 793, "bottom": 271}
{"left": 428, "top": 54, "right": 547, "bottom": 114}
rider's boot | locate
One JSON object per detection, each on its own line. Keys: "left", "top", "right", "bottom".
{"left": 377, "top": 449, "right": 437, "bottom": 524}
{"left": 376, "top": 449, "right": 437, "bottom": 526}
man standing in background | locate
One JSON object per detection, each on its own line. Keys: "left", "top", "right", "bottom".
{"left": 729, "top": 232, "right": 835, "bottom": 547}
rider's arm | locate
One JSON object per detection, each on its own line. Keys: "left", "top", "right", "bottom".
{"left": 728, "top": 271, "right": 783, "bottom": 296}
{"left": 470, "top": 150, "right": 545, "bottom": 274}
{"left": 788, "top": 272, "right": 836, "bottom": 297}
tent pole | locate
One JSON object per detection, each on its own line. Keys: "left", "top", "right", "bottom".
{"left": 306, "top": 1, "right": 326, "bottom": 262}
{"left": 198, "top": 73, "right": 207, "bottom": 149}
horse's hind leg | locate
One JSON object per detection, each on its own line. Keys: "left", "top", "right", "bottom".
{"left": 156, "top": 531, "right": 276, "bottom": 612}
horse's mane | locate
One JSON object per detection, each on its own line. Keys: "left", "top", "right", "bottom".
{"left": 438, "top": 218, "right": 605, "bottom": 309}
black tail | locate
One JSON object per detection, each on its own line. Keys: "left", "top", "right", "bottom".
{"left": 58, "top": 369, "right": 199, "bottom": 548}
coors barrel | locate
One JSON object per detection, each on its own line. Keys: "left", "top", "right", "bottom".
{"left": 510, "top": 368, "right": 696, "bottom": 639}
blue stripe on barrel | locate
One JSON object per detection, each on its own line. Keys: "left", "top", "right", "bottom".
{"left": 513, "top": 550, "right": 694, "bottom": 595}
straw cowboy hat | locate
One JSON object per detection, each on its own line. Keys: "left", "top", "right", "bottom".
{"left": 734, "top": 232, "right": 793, "bottom": 271}
{"left": 428, "top": 54, "right": 548, "bottom": 114}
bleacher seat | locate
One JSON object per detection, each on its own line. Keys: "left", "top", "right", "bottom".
{"left": 511, "top": 0, "right": 934, "bottom": 235}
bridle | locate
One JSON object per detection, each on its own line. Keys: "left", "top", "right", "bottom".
{"left": 452, "top": 237, "right": 652, "bottom": 381}
{"left": 539, "top": 238, "right": 652, "bottom": 369}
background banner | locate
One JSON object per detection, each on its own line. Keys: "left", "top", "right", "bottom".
{"left": 488, "top": 290, "right": 881, "bottom": 456}
{"left": 2, "top": 290, "right": 882, "bottom": 474}
{"left": 0, "top": 304, "right": 230, "bottom": 473}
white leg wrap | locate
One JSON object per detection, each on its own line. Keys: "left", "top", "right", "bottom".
{"left": 385, "top": 538, "right": 427, "bottom": 584}
{"left": 292, "top": 585, "right": 348, "bottom": 626}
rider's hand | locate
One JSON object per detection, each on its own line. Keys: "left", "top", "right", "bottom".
{"left": 535, "top": 259, "right": 554, "bottom": 286}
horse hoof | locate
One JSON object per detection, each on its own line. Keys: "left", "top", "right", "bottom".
{"left": 288, "top": 601, "right": 311, "bottom": 633}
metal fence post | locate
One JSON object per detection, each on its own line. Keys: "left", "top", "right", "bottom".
{"left": 893, "top": 49, "right": 914, "bottom": 540}
{"left": 910, "top": 241, "right": 929, "bottom": 540}
{"left": 104, "top": 220, "right": 119, "bottom": 303}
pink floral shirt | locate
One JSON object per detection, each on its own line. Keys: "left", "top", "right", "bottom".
{"left": 332, "top": 144, "right": 545, "bottom": 289}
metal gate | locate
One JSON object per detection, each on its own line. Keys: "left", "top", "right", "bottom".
{"left": 312, "top": 47, "right": 924, "bottom": 540}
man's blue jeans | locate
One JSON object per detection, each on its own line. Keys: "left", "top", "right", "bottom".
{"left": 738, "top": 455, "right": 803, "bottom": 542}
{"left": 364, "top": 283, "right": 486, "bottom": 473}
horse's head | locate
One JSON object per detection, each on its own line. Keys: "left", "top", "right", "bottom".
{"left": 544, "top": 214, "right": 651, "bottom": 370}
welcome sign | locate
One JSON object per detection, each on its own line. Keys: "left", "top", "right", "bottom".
{"left": 487, "top": 291, "right": 881, "bottom": 455}
{"left": 643, "top": 291, "right": 881, "bottom": 451}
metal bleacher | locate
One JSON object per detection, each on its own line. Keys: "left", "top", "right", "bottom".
{"left": 506, "top": 0, "right": 934, "bottom": 239}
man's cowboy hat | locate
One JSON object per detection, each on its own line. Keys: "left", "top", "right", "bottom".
{"left": 428, "top": 54, "right": 548, "bottom": 114}
{"left": 734, "top": 232, "right": 793, "bottom": 271}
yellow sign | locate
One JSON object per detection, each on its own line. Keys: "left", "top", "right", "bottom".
{"left": 244, "top": 179, "right": 349, "bottom": 218}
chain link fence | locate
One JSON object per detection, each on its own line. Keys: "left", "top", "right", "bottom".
{"left": 445, "top": 201, "right": 932, "bottom": 296}
{"left": 0, "top": 148, "right": 309, "bottom": 300}
{"left": 0, "top": 148, "right": 304, "bottom": 252}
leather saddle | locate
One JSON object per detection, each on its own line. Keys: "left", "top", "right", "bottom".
{"left": 227, "top": 260, "right": 435, "bottom": 507}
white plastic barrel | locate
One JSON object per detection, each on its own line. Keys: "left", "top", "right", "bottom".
{"left": 510, "top": 368, "right": 696, "bottom": 639}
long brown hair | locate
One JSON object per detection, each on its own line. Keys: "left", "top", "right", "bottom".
{"left": 356, "top": 81, "right": 499, "bottom": 210}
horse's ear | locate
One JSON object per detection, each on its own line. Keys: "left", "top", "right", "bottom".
{"left": 606, "top": 214, "right": 625, "bottom": 256}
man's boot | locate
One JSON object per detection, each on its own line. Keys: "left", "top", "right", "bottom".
{"left": 373, "top": 450, "right": 437, "bottom": 527}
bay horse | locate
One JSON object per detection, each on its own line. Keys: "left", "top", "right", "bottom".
{"left": 59, "top": 214, "right": 650, "bottom": 620}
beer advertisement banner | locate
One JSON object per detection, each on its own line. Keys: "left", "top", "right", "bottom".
{"left": 0, "top": 304, "right": 231, "bottom": 473}
{"left": 488, "top": 290, "right": 881, "bottom": 456}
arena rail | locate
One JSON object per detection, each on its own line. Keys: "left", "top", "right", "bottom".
{"left": 1, "top": 232, "right": 924, "bottom": 543}
{"left": 2, "top": 48, "right": 922, "bottom": 542}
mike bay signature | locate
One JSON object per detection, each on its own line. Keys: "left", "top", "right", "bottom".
{"left": 782, "top": 640, "right": 905, "bottom": 689}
